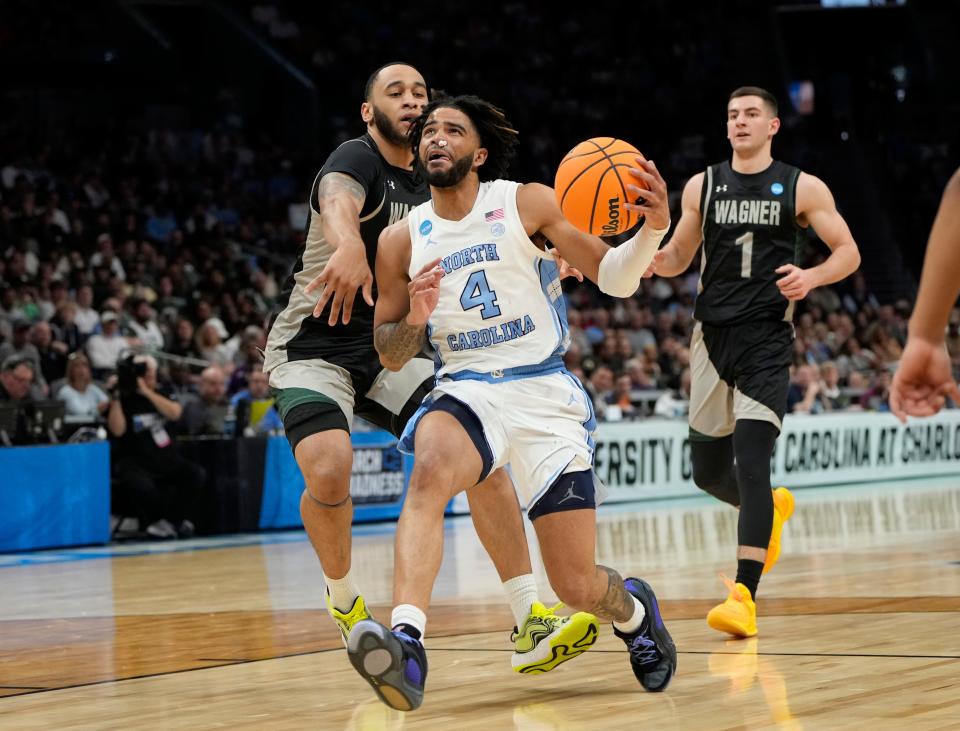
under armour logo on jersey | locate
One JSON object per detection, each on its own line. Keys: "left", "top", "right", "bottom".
{"left": 557, "top": 482, "right": 585, "bottom": 504}
{"left": 388, "top": 180, "right": 396, "bottom": 190}
{"left": 716, "top": 184, "right": 728, "bottom": 193}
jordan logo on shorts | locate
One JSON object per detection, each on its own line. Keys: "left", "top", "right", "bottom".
{"left": 558, "top": 482, "right": 585, "bottom": 504}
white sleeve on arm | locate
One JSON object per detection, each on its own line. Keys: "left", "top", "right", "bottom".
{"left": 597, "top": 221, "right": 671, "bottom": 297}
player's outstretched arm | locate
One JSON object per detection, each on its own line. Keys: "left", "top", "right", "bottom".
{"left": 903, "top": 169, "right": 960, "bottom": 344}
{"left": 776, "top": 174, "right": 861, "bottom": 301}
{"left": 303, "top": 172, "right": 373, "bottom": 326}
{"left": 890, "top": 169, "right": 960, "bottom": 422}
{"left": 373, "top": 222, "right": 438, "bottom": 371}
{"left": 644, "top": 172, "right": 704, "bottom": 278}
{"left": 518, "top": 159, "right": 671, "bottom": 297}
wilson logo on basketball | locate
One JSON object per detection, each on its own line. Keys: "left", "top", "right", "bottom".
{"left": 602, "top": 197, "right": 621, "bottom": 234}
{"left": 554, "top": 137, "right": 645, "bottom": 237}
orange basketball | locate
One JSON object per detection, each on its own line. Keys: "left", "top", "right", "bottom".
{"left": 554, "top": 137, "right": 647, "bottom": 237}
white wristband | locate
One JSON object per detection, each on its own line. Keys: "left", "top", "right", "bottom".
{"left": 597, "top": 221, "right": 671, "bottom": 297}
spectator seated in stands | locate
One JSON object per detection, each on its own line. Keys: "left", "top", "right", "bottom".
{"left": 227, "top": 325, "right": 267, "bottom": 393}
{"left": 818, "top": 360, "right": 845, "bottom": 411}
{"left": 860, "top": 369, "right": 893, "bottom": 412}
{"left": 0, "top": 355, "right": 38, "bottom": 444}
{"left": 31, "top": 320, "right": 68, "bottom": 386}
{"left": 231, "top": 366, "right": 282, "bottom": 436}
{"left": 787, "top": 364, "right": 833, "bottom": 415}
{"left": 180, "top": 366, "right": 230, "bottom": 436}
{"left": 57, "top": 352, "right": 109, "bottom": 423}
{"left": 50, "top": 301, "right": 84, "bottom": 354}
{"left": 86, "top": 311, "right": 135, "bottom": 378}
{"left": 166, "top": 318, "right": 200, "bottom": 360}
{"left": 107, "top": 354, "right": 206, "bottom": 539}
{"left": 195, "top": 318, "right": 233, "bottom": 370}
{"left": 0, "top": 319, "right": 47, "bottom": 397}
{"left": 125, "top": 298, "right": 165, "bottom": 351}
{"left": 655, "top": 367, "right": 692, "bottom": 419}
{"left": 586, "top": 365, "right": 615, "bottom": 421}
{"left": 73, "top": 285, "right": 100, "bottom": 338}
{"left": 605, "top": 374, "right": 639, "bottom": 421}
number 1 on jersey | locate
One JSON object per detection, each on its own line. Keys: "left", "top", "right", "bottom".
{"left": 460, "top": 270, "right": 501, "bottom": 319}
{"left": 735, "top": 231, "right": 753, "bottom": 278}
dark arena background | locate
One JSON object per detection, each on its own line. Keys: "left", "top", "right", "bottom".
{"left": 1, "top": 1, "right": 958, "bottom": 728}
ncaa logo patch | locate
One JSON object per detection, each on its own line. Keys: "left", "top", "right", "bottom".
{"left": 419, "top": 220, "right": 433, "bottom": 236}
{"left": 490, "top": 222, "right": 506, "bottom": 237}
{"left": 771, "top": 182, "right": 784, "bottom": 196}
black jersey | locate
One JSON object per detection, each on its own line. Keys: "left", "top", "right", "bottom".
{"left": 694, "top": 160, "right": 804, "bottom": 326}
{"left": 266, "top": 134, "right": 429, "bottom": 375}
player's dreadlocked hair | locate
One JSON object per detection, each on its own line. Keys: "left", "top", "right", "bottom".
{"left": 409, "top": 94, "right": 519, "bottom": 182}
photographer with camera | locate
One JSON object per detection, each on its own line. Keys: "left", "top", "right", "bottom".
{"left": 107, "top": 354, "right": 207, "bottom": 538}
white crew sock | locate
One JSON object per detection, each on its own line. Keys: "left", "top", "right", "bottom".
{"left": 503, "top": 574, "right": 539, "bottom": 627}
{"left": 391, "top": 604, "right": 427, "bottom": 642}
{"left": 613, "top": 595, "right": 646, "bottom": 634}
{"left": 323, "top": 572, "right": 360, "bottom": 613}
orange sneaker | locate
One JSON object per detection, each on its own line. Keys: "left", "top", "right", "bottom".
{"left": 763, "top": 487, "right": 795, "bottom": 574}
{"left": 706, "top": 576, "right": 758, "bottom": 638}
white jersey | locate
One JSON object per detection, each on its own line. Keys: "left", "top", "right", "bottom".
{"left": 406, "top": 180, "right": 569, "bottom": 379}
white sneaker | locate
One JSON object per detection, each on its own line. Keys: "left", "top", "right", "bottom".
{"left": 146, "top": 519, "right": 177, "bottom": 539}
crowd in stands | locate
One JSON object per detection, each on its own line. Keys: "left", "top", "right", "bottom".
{"left": 0, "top": 116, "right": 926, "bottom": 444}
{"left": 1, "top": 1, "right": 953, "bottom": 435}
{"left": 0, "top": 1, "right": 955, "bottom": 545}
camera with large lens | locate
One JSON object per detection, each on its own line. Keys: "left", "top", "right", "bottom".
{"left": 116, "top": 354, "right": 147, "bottom": 396}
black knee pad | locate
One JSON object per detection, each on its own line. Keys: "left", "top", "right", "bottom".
{"left": 283, "top": 401, "right": 349, "bottom": 453}
{"left": 528, "top": 470, "right": 596, "bottom": 521}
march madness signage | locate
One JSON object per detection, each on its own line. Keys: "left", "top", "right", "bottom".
{"left": 594, "top": 410, "right": 960, "bottom": 502}
{"left": 350, "top": 445, "right": 406, "bottom": 504}
{"left": 260, "top": 431, "right": 414, "bottom": 528}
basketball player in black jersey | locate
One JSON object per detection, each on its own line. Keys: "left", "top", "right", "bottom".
{"left": 263, "top": 63, "right": 595, "bottom": 670}
{"left": 639, "top": 87, "right": 861, "bottom": 637}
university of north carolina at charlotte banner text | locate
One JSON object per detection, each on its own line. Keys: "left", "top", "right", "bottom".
{"left": 592, "top": 410, "right": 960, "bottom": 502}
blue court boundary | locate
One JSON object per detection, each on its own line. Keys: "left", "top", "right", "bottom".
{"left": 0, "top": 521, "right": 400, "bottom": 569}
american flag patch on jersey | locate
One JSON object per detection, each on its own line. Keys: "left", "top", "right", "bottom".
{"left": 484, "top": 208, "right": 504, "bottom": 222}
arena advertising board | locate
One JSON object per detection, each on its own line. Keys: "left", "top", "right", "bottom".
{"left": 260, "top": 431, "right": 413, "bottom": 527}
{"left": 262, "top": 411, "right": 960, "bottom": 523}
{"left": 349, "top": 440, "right": 407, "bottom": 505}
{"left": 448, "top": 410, "right": 960, "bottom": 513}
{"left": 594, "top": 410, "right": 960, "bottom": 502}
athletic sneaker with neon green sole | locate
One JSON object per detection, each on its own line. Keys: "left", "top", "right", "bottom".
{"left": 764, "top": 486, "right": 795, "bottom": 574}
{"left": 511, "top": 602, "right": 599, "bottom": 673}
{"left": 326, "top": 591, "right": 373, "bottom": 647}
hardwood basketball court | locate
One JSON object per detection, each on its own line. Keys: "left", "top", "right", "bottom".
{"left": 1, "top": 477, "right": 959, "bottom": 729}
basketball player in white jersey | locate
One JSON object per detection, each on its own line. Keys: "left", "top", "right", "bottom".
{"left": 345, "top": 95, "right": 678, "bottom": 711}
{"left": 265, "top": 63, "right": 597, "bottom": 674}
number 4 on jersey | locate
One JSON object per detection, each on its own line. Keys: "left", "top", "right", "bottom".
{"left": 459, "top": 270, "right": 501, "bottom": 319}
